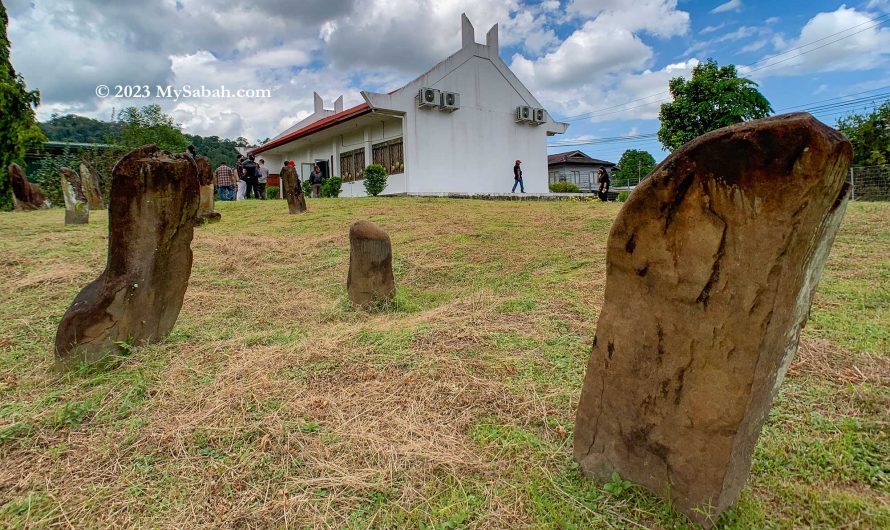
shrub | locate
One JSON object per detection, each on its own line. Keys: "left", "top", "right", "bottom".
{"left": 321, "top": 176, "right": 342, "bottom": 198}
{"left": 618, "top": 190, "right": 629, "bottom": 202}
{"left": 549, "top": 181, "right": 580, "bottom": 193}
{"left": 363, "top": 164, "right": 387, "bottom": 196}
{"left": 301, "top": 179, "right": 311, "bottom": 196}
{"left": 266, "top": 186, "right": 279, "bottom": 199}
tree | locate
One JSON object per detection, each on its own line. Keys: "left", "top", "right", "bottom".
{"left": 613, "top": 149, "right": 656, "bottom": 184}
{"left": 836, "top": 102, "right": 890, "bottom": 166}
{"left": 117, "top": 105, "right": 189, "bottom": 153}
{"left": 0, "top": 2, "right": 46, "bottom": 210}
{"left": 658, "top": 59, "right": 772, "bottom": 151}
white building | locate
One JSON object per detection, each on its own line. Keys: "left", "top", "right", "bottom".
{"left": 250, "top": 14, "right": 568, "bottom": 196}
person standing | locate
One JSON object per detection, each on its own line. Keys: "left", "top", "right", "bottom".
{"left": 215, "top": 162, "right": 235, "bottom": 201}
{"left": 257, "top": 159, "right": 269, "bottom": 200}
{"left": 309, "top": 165, "right": 323, "bottom": 198}
{"left": 235, "top": 155, "right": 247, "bottom": 201}
{"left": 512, "top": 159, "right": 525, "bottom": 193}
{"left": 185, "top": 145, "right": 197, "bottom": 159}
{"left": 597, "top": 167, "right": 611, "bottom": 201}
{"left": 242, "top": 155, "right": 261, "bottom": 199}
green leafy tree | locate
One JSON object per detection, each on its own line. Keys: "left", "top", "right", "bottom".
{"left": 363, "top": 164, "right": 387, "bottom": 196}
{"left": 613, "top": 149, "right": 656, "bottom": 184}
{"left": 117, "top": 105, "right": 189, "bottom": 153}
{"left": 658, "top": 59, "right": 772, "bottom": 151}
{"left": 0, "top": 2, "right": 46, "bottom": 210}
{"left": 836, "top": 102, "right": 890, "bottom": 166}
{"left": 40, "top": 114, "right": 123, "bottom": 143}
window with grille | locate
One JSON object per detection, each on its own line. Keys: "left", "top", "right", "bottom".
{"left": 371, "top": 138, "right": 404, "bottom": 175}
{"left": 339, "top": 148, "right": 366, "bottom": 182}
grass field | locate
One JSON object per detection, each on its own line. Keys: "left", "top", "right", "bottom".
{"left": 0, "top": 197, "right": 887, "bottom": 529}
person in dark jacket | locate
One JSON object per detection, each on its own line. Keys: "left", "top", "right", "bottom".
{"left": 597, "top": 167, "right": 611, "bottom": 201}
{"left": 309, "top": 165, "right": 323, "bottom": 198}
{"left": 242, "top": 155, "right": 261, "bottom": 199}
{"left": 512, "top": 159, "right": 525, "bottom": 193}
{"left": 235, "top": 155, "right": 246, "bottom": 200}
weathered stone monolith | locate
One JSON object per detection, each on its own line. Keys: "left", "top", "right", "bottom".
{"left": 60, "top": 167, "right": 89, "bottom": 225}
{"left": 281, "top": 165, "right": 306, "bottom": 214}
{"left": 79, "top": 161, "right": 104, "bottom": 209}
{"left": 54, "top": 145, "right": 200, "bottom": 367}
{"left": 194, "top": 155, "right": 221, "bottom": 224}
{"left": 347, "top": 220, "right": 395, "bottom": 307}
{"left": 573, "top": 113, "right": 852, "bottom": 527}
{"left": 8, "top": 163, "right": 50, "bottom": 210}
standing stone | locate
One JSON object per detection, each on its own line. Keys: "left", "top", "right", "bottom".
{"left": 281, "top": 165, "right": 306, "bottom": 214}
{"left": 573, "top": 113, "right": 852, "bottom": 527}
{"left": 347, "top": 220, "right": 395, "bottom": 307}
{"left": 194, "top": 155, "right": 221, "bottom": 224}
{"left": 8, "top": 163, "right": 50, "bottom": 210}
{"left": 60, "top": 167, "right": 89, "bottom": 225}
{"left": 54, "top": 145, "right": 200, "bottom": 367}
{"left": 79, "top": 161, "right": 104, "bottom": 209}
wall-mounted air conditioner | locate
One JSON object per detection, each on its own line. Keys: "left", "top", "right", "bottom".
{"left": 532, "top": 108, "right": 546, "bottom": 125}
{"left": 440, "top": 91, "right": 460, "bottom": 112}
{"left": 418, "top": 88, "right": 441, "bottom": 109}
{"left": 515, "top": 105, "right": 531, "bottom": 122}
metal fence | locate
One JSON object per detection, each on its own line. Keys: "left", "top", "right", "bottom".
{"left": 849, "top": 165, "right": 890, "bottom": 201}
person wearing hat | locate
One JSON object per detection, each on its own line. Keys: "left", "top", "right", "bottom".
{"left": 512, "top": 159, "right": 525, "bottom": 193}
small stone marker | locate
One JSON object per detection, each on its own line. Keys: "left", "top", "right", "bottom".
{"left": 54, "top": 145, "right": 200, "bottom": 367}
{"left": 60, "top": 167, "right": 89, "bottom": 225}
{"left": 8, "top": 163, "right": 50, "bottom": 210}
{"left": 347, "top": 220, "right": 395, "bottom": 307}
{"left": 79, "top": 161, "right": 104, "bottom": 209}
{"left": 573, "top": 113, "right": 852, "bottom": 527}
{"left": 281, "top": 165, "right": 306, "bottom": 213}
{"left": 194, "top": 155, "right": 221, "bottom": 224}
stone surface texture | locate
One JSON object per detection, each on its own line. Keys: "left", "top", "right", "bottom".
{"left": 194, "top": 155, "right": 220, "bottom": 224}
{"left": 347, "top": 220, "right": 395, "bottom": 307}
{"left": 8, "top": 163, "right": 50, "bottom": 210}
{"left": 281, "top": 166, "right": 306, "bottom": 214}
{"left": 60, "top": 167, "right": 90, "bottom": 225}
{"left": 79, "top": 161, "right": 104, "bottom": 209}
{"left": 54, "top": 145, "right": 200, "bottom": 366}
{"left": 573, "top": 113, "right": 852, "bottom": 527}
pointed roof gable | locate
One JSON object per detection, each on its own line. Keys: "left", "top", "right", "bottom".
{"left": 548, "top": 150, "right": 615, "bottom": 166}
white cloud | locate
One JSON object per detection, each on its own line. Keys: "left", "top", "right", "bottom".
{"left": 700, "top": 23, "right": 726, "bottom": 34}
{"left": 710, "top": 0, "right": 743, "bottom": 14}
{"left": 568, "top": 0, "right": 690, "bottom": 38}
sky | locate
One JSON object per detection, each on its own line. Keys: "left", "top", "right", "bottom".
{"left": 6, "top": 0, "right": 890, "bottom": 163}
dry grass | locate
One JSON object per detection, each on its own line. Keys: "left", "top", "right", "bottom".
{"left": 0, "top": 198, "right": 887, "bottom": 529}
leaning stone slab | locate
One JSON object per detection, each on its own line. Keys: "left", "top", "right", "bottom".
{"left": 54, "top": 145, "right": 200, "bottom": 367}
{"left": 194, "top": 155, "right": 221, "bottom": 224}
{"left": 79, "top": 161, "right": 104, "bottom": 209}
{"left": 281, "top": 165, "right": 306, "bottom": 214}
{"left": 347, "top": 220, "right": 395, "bottom": 307}
{"left": 8, "top": 163, "right": 50, "bottom": 210}
{"left": 573, "top": 113, "right": 852, "bottom": 527}
{"left": 60, "top": 167, "right": 89, "bottom": 225}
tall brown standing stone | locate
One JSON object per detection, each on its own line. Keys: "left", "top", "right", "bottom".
{"left": 79, "top": 161, "right": 104, "bottom": 209}
{"left": 347, "top": 220, "right": 395, "bottom": 307}
{"left": 281, "top": 165, "right": 306, "bottom": 214}
{"left": 573, "top": 113, "right": 852, "bottom": 527}
{"left": 60, "top": 167, "right": 89, "bottom": 225}
{"left": 194, "top": 155, "right": 221, "bottom": 224}
{"left": 54, "top": 145, "right": 200, "bottom": 367}
{"left": 8, "top": 163, "right": 50, "bottom": 210}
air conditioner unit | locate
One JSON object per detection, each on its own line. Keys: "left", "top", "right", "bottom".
{"left": 532, "top": 108, "right": 546, "bottom": 124}
{"left": 439, "top": 91, "right": 460, "bottom": 112}
{"left": 515, "top": 105, "right": 531, "bottom": 122}
{"left": 418, "top": 88, "right": 440, "bottom": 109}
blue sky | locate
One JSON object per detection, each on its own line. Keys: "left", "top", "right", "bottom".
{"left": 6, "top": 1, "right": 890, "bottom": 163}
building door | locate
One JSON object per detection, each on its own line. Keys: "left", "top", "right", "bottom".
{"left": 314, "top": 160, "right": 329, "bottom": 179}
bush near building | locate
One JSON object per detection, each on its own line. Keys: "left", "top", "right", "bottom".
{"left": 363, "top": 164, "right": 387, "bottom": 196}
{"left": 550, "top": 181, "right": 580, "bottom": 193}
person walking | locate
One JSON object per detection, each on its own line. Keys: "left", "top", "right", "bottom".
{"left": 597, "top": 167, "right": 611, "bottom": 201}
{"left": 235, "top": 155, "right": 247, "bottom": 201}
{"left": 257, "top": 159, "right": 269, "bottom": 200}
{"left": 309, "top": 165, "right": 323, "bottom": 198}
{"left": 242, "top": 155, "right": 261, "bottom": 199}
{"left": 215, "top": 162, "right": 235, "bottom": 201}
{"left": 512, "top": 159, "right": 525, "bottom": 193}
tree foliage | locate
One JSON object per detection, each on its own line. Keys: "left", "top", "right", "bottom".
{"left": 613, "top": 149, "right": 656, "bottom": 184}
{"left": 40, "top": 114, "right": 122, "bottom": 144}
{"left": 0, "top": 2, "right": 46, "bottom": 210}
{"left": 836, "top": 102, "right": 890, "bottom": 167}
{"left": 363, "top": 164, "right": 388, "bottom": 196}
{"left": 658, "top": 60, "right": 772, "bottom": 152}
{"left": 117, "top": 105, "right": 190, "bottom": 153}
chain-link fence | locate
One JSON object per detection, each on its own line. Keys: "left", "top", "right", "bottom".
{"left": 849, "top": 165, "right": 890, "bottom": 201}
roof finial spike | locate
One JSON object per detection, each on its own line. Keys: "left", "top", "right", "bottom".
{"left": 486, "top": 23, "right": 498, "bottom": 52}
{"left": 461, "top": 13, "right": 475, "bottom": 49}
{"left": 313, "top": 92, "right": 324, "bottom": 114}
